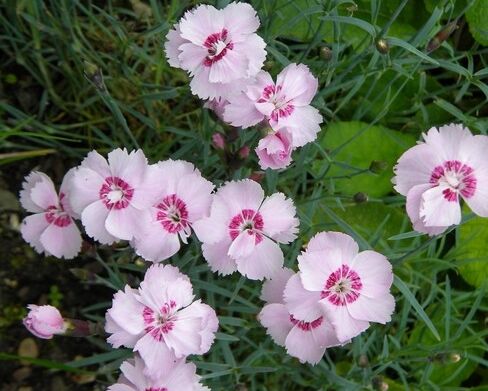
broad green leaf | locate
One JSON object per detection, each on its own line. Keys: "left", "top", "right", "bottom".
{"left": 313, "top": 121, "right": 416, "bottom": 197}
{"left": 466, "top": 0, "right": 488, "bottom": 45}
{"left": 455, "top": 215, "right": 488, "bottom": 288}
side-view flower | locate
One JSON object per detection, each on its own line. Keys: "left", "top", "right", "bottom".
{"left": 19, "top": 169, "right": 82, "bottom": 259}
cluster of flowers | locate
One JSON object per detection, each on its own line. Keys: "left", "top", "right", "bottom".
{"left": 164, "top": 2, "right": 323, "bottom": 170}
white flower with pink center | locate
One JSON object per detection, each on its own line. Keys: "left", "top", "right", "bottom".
{"left": 107, "top": 355, "right": 208, "bottom": 391}
{"left": 393, "top": 124, "right": 488, "bottom": 235}
{"left": 193, "top": 179, "right": 299, "bottom": 280}
{"left": 258, "top": 269, "right": 343, "bottom": 364}
{"left": 19, "top": 169, "right": 82, "bottom": 259}
{"left": 105, "top": 264, "right": 218, "bottom": 379}
{"left": 131, "top": 160, "right": 214, "bottom": 263}
{"left": 164, "top": 2, "right": 266, "bottom": 100}
{"left": 224, "top": 63, "right": 323, "bottom": 147}
{"left": 70, "top": 149, "right": 155, "bottom": 245}
{"left": 23, "top": 304, "right": 67, "bottom": 339}
{"left": 284, "top": 232, "right": 395, "bottom": 343}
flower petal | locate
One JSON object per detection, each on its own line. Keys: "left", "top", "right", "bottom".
{"left": 235, "top": 236, "right": 283, "bottom": 280}
{"left": 283, "top": 273, "right": 323, "bottom": 322}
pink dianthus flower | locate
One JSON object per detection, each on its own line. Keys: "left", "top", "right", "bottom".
{"left": 224, "top": 63, "right": 323, "bottom": 147}
{"left": 108, "top": 355, "right": 208, "bottom": 391}
{"left": 19, "top": 169, "right": 82, "bottom": 259}
{"left": 193, "top": 179, "right": 299, "bottom": 280}
{"left": 70, "top": 149, "right": 155, "bottom": 244}
{"left": 393, "top": 124, "right": 488, "bottom": 235}
{"left": 164, "top": 2, "right": 266, "bottom": 100}
{"left": 105, "top": 264, "right": 218, "bottom": 379}
{"left": 285, "top": 232, "right": 395, "bottom": 343}
{"left": 131, "top": 160, "right": 214, "bottom": 263}
{"left": 258, "top": 268, "right": 343, "bottom": 364}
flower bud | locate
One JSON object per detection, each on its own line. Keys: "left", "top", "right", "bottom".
{"left": 320, "top": 46, "right": 333, "bottom": 61}
{"left": 369, "top": 160, "right": 388, "bottom": 173}
{"left": 358, "top": 354, "right": 369, "bottom": 367}
{"left": 375, "top": 39, "right": 389, "bottom": 54}
{"left": 212, "top": 133, "right": 226, "bottom": 150}
{"left": 426, "top": 21, "right": 458, "bottom": 53}
{"left": 23, "top": 305, "right": 66, "bottom": 339}
{"left": 239, "top": 146, "right": 250, "bottom": 159}
{"left": 353, "top": 192, "right": 368, "bottom": 203}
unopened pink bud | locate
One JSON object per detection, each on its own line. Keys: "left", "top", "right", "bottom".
{"left": 212, "top": 133, "right": 226, "bottom": 150}
{"left": 23, "top": 305, "right": 66, "bottom": 339}
{"left": 239, "top": 146, "right": 250, "bottom": 159}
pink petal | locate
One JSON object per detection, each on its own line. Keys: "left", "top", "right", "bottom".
{"left": 138, "top": 265, "right": 194, "bottom": 312}
{"left": 298, "top": 248, "right": 343, "bottom": 292}
{"left": 406, "top": 184, "right": 448, "bottom": 235}
{"left": 108, "top": 149, "right": 148, "bottom": 187}
{"left": 283, "top": 273, "right": 323, "bottom": 322}
{"left": 194, "top": 302, "right": 219, "bottom": 354}
{"left": 227, "top": 230, "right": 257, "bottom": 259}
{"left": 21, "top": 213, "right": 49, "bottom": 253}
{"left": 276, "top": 63, "right": 318, "bottom": 106}
{"left": 29, "top": 174, "right": 58, "bottom": 210}
{"left": 258, "top": 303, "right": 293, "bottom": 346}
{"left": 276, "top": 105, "right": 322, "bottom": 147}
{"left": 346, "top": 293, "right": 395, "bottom": 324}
{"left": 423, "top": 124, "right": 472, "bottom": 162}
{"left": 164, "top": 25, "right": 187, "bottom": 68}
{"left": 108, "top": 286, "right": 145, "bottom": 337}
{"left": 236, "top": 34, "right": 266, "bottom": 76}
{"left": 192, "top": 215, "right": 227, "bottom": 244}
{"left": 349, "top": 251, "right": 393, "bottom": 298}
{"left": 179, "top": 4, "right": 224, "bottom": 46}
{"left": 393, "top": 143, "right": 441, "bottom": 196}
{"left": 259, "top": 192, "right": 298, "bottom": 243}
{"left": 80, "top": 150, "right": 111, "bottom": 177}
{"left": 40, "top": 220, "right": 82, "bottom": 259}
{"left": 59, "top": 168, "right": 79, "bottom": 218}
{"left": 134, "top": 333, "right": 178, "bottom": 379}
{"left": 19, "top": 172, "right": 48, "bottom": 213}
{"left": 105, "top": 313, "right": 140, "bottom": 349}
{"left": 163, "top": 303, "right": 205, "bottom": 358}
{"left": 260, "top": 267, "right": 295, "bottom": 304}
{"left": 285, "top": 325, "right": 326, "bottom": 365}
{"left": 320, "top": 301, "right": 369, "bottom": 342}
{"left": 175, "top": 174, "right": 214, "bottom": 222}
{"left": 216, "top": 179, "right": 264, "bottom": 217}
{"left": 107, "top": 385, "right": 134, "bottom": 391}
{"left": 224, "top": 92, "right": 264, "bottom": 128}
{"left": 69, "top": 166, "right": 105, "bottom": 215}
{"left": 201, "top": 239, "right": 237, "bottom": 276}
{"left": 419, "top": 185, "right": 461, "bottom": 227}
{"left": 461, "top": 136, "right": 488, "bottom": 217}
{"left": 164, "top": 360, "right": 204, "bottom": 391}
{"left": 105, "top": 206, "right": 149, "bottom": 241}
{"left": 235, "top": 237, "right": 284, "bottom": 280}
{"left": 178, "top": 42, "right": 207, "bottom": 73}
{"left": 208, "top": 49, "right": 249, "bottom": 84}
{"left": 222, "top": 2, "right": 260, "bottom": 40}
{"left": 306, "top": 231, "right": 359, "bottom": 264}
{"left": 81, "top": 200, "right": 117, "bottom": 244}
{"left": 132, "top": 222, "right": 181, "bottom": 263}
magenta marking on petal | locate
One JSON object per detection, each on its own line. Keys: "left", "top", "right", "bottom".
{"left": 45, "top": 205, "right": 72, "bottom": 228}
{"left": 257, "top": 84, "right": 295, "bottom": 122}
{"left": 143, "top": 305, "right": 176, "bottom": 342}
{"left": 99, "top": 176, "right": 134, "bottom": 210}
{"left": 321, "top": 264, "right": 362, "bottom": 306}
{"left": 289, "top": 314, "right": 323, "bottom": 331}
{"left": 228, "top": 209, "right": 264, "bottom": 244}
{"left": 145, "top": 388, "right": 168, "bottom": 391}
{"left": 430, "top": 160, "right": 477, "bottom": 201}
{"left": 156, "top": 194, "right": 189, "bottom": 233}
{"left": 203, "top": 28, "right": 234, "bottom": 66}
